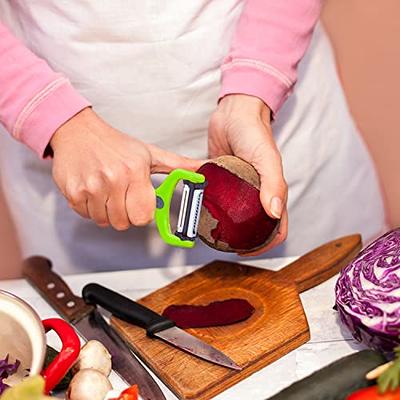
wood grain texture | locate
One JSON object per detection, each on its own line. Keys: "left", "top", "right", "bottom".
{"left": 277, "top": 234, "right": 362, "bottom": 292}
{"left": 111, "top": 235, "right": 362, "bottom": 400}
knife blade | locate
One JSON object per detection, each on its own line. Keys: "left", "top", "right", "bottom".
{"left": 82, "top": 283, "right": 242, "bottom": 371}
{"left": 22, "top": 256, "right": 167, "bottom": 400}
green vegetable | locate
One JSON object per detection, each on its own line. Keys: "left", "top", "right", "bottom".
{"left": 44, "top": 345, "right": 73, "bottom": 392}
{"left": 378, "top": 347, "right": 400, "bottom": 394}
{"left": 266, "top": 350, "right": 386, "bottom": 400}
{"left": 0, "top": 376, "right": 51, "bottom": 400}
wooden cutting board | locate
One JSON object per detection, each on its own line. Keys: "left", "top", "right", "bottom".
{"left": 111, "top": 235, "right": 361, "bottom": 400}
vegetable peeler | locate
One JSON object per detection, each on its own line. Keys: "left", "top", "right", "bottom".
{"left": 155, "top": 169, "right": 206, "bottom": 248}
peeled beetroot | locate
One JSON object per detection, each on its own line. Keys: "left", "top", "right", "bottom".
{"left": 197, "top": 156, "right": 279, "bottom": 253}
{"left": 162, "top": 299, "right": 255, "bottom": 328}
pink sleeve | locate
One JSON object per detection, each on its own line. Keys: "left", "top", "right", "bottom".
{"left": 220, "top": 1, "right": 323, "bottom": 115}
{"left": 0, "top": 22, "right": 91, "bottom": 158}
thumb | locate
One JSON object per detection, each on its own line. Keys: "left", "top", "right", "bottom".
{"left": 147, "top": 144, "right": 207, "bottom": 173}
{"left": 252, "top": 146, "right": 288, "bottom": 220}
{"left": 260, "top": 179, "right": 287, "bottom": 221}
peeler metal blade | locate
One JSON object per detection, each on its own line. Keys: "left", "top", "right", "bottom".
{"left": 155, "top": 169, "right": 206, "bottom": 248}
{"left": 175, "top": 180, "right": 205, "bottom": 241}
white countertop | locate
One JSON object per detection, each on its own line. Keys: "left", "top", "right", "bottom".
{"left": 0, "top": 257, "right": 365, "bottom": 399}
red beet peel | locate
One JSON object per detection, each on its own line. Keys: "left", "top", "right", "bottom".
{"left": 162, "top": 298, "right": 255, "bottom": 329}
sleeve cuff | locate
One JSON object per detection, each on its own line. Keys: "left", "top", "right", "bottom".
{"left": 18, "top": 80, "right": 91, "bottom": 158}
{"left": 219, "top": 64, "right": 293, "bottom": 116}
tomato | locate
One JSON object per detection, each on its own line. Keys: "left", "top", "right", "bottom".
{"left": 347, "top": 386, "right": 400, "bottom": 400}
{"left": 121, "top": 385, "right": 139, "bottom": 397}
{"left": 111, "top": 385, "right": 139, "bottom": 400}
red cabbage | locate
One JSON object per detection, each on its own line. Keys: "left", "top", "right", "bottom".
{"left": 0, "top": 355, "right": 20, "bottom": 395}
{"left": 335, "top": 229, "right": 400, "bottom": 352}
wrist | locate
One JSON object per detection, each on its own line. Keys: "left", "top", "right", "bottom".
{"left": 49, "top": 107, "right": 94, "bottom": 152}
{"left": 218, "top": 94, "right": 271, "bottom": 124}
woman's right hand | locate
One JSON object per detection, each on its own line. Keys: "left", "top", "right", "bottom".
{"left": 50, "top": 108, "right": 204, "bottom": 230}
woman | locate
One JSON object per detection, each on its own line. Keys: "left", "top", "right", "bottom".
{"left": 0, "top": 1, "right": 385, "bottom": 273}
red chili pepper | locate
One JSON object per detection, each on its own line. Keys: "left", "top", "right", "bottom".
{"left": 111, "top": 385, "right": 139, "bottom": 400}
{"left": 41, "top": 318, "right": 81, "bottom": 394}
{"left": 347, "top": 386, "right": 400, "bottom": 400}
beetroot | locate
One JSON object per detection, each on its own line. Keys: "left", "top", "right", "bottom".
{"left": 197, "top": 156, "right": 279, "bottom": 253}
{"left": 162, "top": 298, "right": 255, "bottom": 328}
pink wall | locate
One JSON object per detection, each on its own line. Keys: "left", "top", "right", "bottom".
{"left": 0, "top": 188, "right": 21, "bottom": 279}
{"left": 322, "top": 0, "right": 400, "bottom": 227}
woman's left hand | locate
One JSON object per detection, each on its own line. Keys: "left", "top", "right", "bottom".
{"left": 208, "top": 94, "right": 288, "bottom": 255}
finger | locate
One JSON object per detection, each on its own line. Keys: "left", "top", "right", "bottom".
{"left": 84, "top": 176, "right": 110, "bottom": 227}
{"left": 147, "top": 144, "right": 208, "bottom": 173}
{"left": 68, "top": 200, "right": 90, "bottom": 219}
{"left": 64, "top": 182, "right": 90, "bottom": 219}
{"left": 87, "top": 196, "right": 110, "bottom": 227}
{"left": 106, "top": 185, "right": 131, "bottom": 231}
{"left": 125, "top": 178, "right": 156, "bottom": 226}
{"left": 239, "top": 207, "right": 288, "bottom": 257}
{"left": 252, "top": 141, "right": 288, "bottom": 221}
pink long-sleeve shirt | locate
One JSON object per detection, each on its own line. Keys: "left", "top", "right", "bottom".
{"left": 0, "top": 1, "right": 321, "bottom": 158}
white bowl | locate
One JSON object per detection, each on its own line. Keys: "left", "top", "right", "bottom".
{"left": 0, "top": 290, "right": 46, "bottom": 385}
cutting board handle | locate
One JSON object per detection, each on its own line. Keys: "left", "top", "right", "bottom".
{"left": 276, "top": 234, "right": 362, "bottom": 293}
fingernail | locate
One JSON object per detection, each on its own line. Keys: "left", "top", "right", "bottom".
{"left": 270, "top": 196, "right": 283, "bottom": 219}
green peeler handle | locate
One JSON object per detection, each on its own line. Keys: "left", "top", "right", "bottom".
{"left": 155, "top": 169, "right": 205, "bottom": 248}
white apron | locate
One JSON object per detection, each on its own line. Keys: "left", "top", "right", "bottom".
{"left": 0, "top": 1, "right": 386, "bottom": 274}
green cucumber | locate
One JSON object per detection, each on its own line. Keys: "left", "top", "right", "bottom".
{"left": 266, "top": 350, "right": 386, "bottom": 400}
{"left": 43, "top": 345, "right": 73, "bottom": 392}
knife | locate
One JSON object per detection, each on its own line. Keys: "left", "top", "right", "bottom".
{"left": 82, "top": 283, "right": 242, "bottom": 371}
{"left": 22, "top": 256, "right": 167, "bottom": 400}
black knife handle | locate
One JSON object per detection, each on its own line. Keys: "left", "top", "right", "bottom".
{"left": 82, "top": 283, "right": 175, "bottom": 337}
